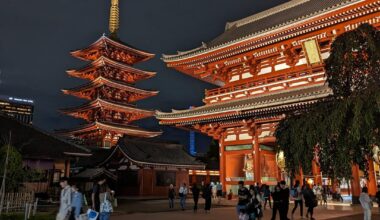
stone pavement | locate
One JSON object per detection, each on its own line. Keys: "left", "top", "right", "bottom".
{"left": 111, "top": 198, "right": 380, "bottom": 220}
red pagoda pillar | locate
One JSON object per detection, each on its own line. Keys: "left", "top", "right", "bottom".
{"left": 253, "top": 125, "right": 261, "bottom": 183}
{"left": 367, "top": 159, "right": 377, "bottom": 197}
{"left": 219, "top": 137, "right": 226, "bottom": 193}
{"left": 312, "top": 160, "right": 322, "bottom": 185}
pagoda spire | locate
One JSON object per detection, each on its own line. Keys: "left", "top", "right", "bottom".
{"left": 109, "top": 0, "right": 120, "bottom": 36}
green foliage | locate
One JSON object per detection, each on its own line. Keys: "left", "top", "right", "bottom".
{"left": 275, "top": 24, "right": 380, "bottom": 180}
{"left": 0, "top": 144, "right": 25, "bottom": 192}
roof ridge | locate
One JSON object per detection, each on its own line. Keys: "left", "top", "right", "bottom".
{"left": 225, "top": 0, "right": 310, "bottom": 30}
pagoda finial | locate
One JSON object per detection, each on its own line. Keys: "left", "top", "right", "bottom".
{"left": 109, "top": 0, "right": 120, "bottom": 36}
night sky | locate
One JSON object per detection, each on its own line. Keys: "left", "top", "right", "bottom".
{"left": 0, "top": 0, "right": 286, "bottom": 153}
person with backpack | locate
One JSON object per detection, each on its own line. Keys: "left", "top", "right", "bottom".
{"left": 291, "top": 180, "right": 303, "bottom": 219}
{"left": 179, "top": 182, "right": 188, "bottom": 211}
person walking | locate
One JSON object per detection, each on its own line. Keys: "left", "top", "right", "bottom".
{"left": 237, "top": 181, "right": 250, "bottom": 217}
{"left": 203, "top": 183, "right": 212, "bottom": 213}
{"left": 168, "top": 184, "right": 176, "bottom": 209}
{"left": 99, "top": 186, "right": 114, "bottom": 220}
{"left": 279, "top": 181, "right": 290, "bottom": 220}
{"left": 247, "top": 187, "right": 263, "bottom": 220}
{"left": 56, "top": 177, "right": 72, "bottom": 220}
{"left": 92, "top": 178, "right": 107, "bottom": 214}
{"left": 271, "top": 184, "right": 281, "bottom": 220}
{"left": 359, "top": 187, "right": 372, "bottom": 220}
{"left": 291, "top": 180, "right": 303, "bottom": 219}
{"left": 216, "top": 182, "right": 223, "bottom": 204}
{"left": 376, "top": 185, "right": 380, "bottom": 213}
{"left": 70, "top": 184, "right": 83, "bottom": 220}
{"left": 303, "top": 184, "right": 316, "bottom": 220}
{"left": 262, "top": 185, "right": 272, "bottom": 209}
{"left": 179, "top": 182, "right": 188, "bottom": 211}
{"left": 191, "top": 183, "right": 200, "bottom": 212}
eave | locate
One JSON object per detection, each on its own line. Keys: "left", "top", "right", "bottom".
{"left": 60, "top": 98, "right": 155, "bottom": 119}
{"left": 71, "top": 35, "right": 155, "bottom": 63}
{"left": 67, "top": 56, "right": 156, "bottom": 81}
{"left": 156, "top": 84, "right": 332, "bottom": 125}
{"left": 56, "top": 121, "right": 162, "bottom": 138}
{"left": 162, "top": 0, "right": 366, "bottom": 63}
{"left": 62, "top": 76, "right": 159, "bottom": 97}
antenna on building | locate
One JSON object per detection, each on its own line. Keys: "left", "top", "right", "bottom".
{"left": 109, "top": 0, "right": 120, "bottom": 38}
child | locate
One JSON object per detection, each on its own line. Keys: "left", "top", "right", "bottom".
{"left": 71, "top": 184, "right": 83, "bottom": 220}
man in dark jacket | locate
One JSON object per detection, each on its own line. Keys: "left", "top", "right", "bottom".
{"left": 279, "top": 180, "right": 290, "bottom": 220}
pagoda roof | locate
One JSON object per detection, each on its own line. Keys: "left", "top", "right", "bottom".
{"left": 60, "top": 98, "right": 155, "bottom": 119}
{"left": 57, "top": 121, "right": 162, "bottom": 138}
{"left": 71, "top": 35, "right": 155, "bottom": 63}
{"left": 162, "top": 0, "right": 360, "bottom": 62}
{"left": 100, "top": 136, "right": 205, "bottom": 169}
{"left": 62, "top": 76, "right": 159, "bottom": 97}
{"left": 67, "top": 56, "right": 156, "bottom": 81}
{"left": 156, "top": 84, "right": 332, "bottom": 125}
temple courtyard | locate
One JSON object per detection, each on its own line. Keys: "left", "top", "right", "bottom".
{"left": 110, "top": 198, "right": 380, "bottom": 219}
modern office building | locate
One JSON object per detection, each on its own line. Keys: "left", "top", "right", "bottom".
{"left": 0, "top": 95, "right": 34, "bottom": 124}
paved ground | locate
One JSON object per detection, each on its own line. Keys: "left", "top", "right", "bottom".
{"left": 111, "top": 198, "right": 380, "bottom": 220}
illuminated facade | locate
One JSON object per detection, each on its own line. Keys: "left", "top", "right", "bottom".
{"left": 0, "top": 95, "right": 34, "bottom": 124}
{"left": 58, "top": 0, "right": 161, "bottom": 148}
{"left": 157, "top": 0, "right": 380, "bottom": 199}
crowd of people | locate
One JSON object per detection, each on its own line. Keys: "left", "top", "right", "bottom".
{"left": 235, "top": 180, "right": 321, "bottom": 220}
{"left": 56, "top": 177, "right": 380, "bottom": 220}
{"left": 56, "top": 177, "right": 115, "bottom": 220}
{"left": 168, "top": 182, "right": 219, "bottom": 213}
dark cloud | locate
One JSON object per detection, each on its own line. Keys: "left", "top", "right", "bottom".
{"left": 0, "top": 0, "right": 287, "bottom": 152}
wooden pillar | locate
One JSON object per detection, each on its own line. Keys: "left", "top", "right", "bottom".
{"left": 351, "top": 164, "right": 361, "bottom": 204}
{"left": 219, "top": 136, "right": 226, "bottom": 193}
{"left": 367, "top": 159, "right": 377, "bottom": 197}
{"left": 312, "top": 160, "right": 322, "bottom": 185}
{"left": 191, "top": 174, "right": 196, "bottom": 185}
{"left": 253, "top": 124, "right": 261, "bottom": 183}
{"left": 294, "top": 167, "right": 304, "bottom": 186}
{"left": 64, "top": 160, "right": 70, "bottom": 177}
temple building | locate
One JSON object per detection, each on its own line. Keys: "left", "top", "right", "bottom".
{"left": 61, "top": 0, "right": 205, "bottom": 197}
{"left": 156, "top": 0, "right": 380, "bottom": 200}
{"left": 57, "top": 0, "right": 161, "bottom": 148}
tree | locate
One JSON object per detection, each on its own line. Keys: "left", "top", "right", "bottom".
{"left": 275, "top": 24, "right": 380, "bottom": 180}
{"left": 0, "top": 143, "right": 25, "bottom": 192}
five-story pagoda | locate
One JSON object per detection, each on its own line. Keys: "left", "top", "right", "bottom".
{"left": 58, "top": 0, "right": 162, "bottom": 148}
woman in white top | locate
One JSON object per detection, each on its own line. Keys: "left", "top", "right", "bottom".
{"left": 359, "top": 187, "right": 372, "bottom": 220}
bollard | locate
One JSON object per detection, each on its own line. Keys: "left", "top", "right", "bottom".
{"left": 6, "top": 201, "right": 9, "bottom": 213}
{"left": 27, "top": 203, "right": 33, "bottom": 219}
{"left": 24, "top": 203, "right": 29, "bottom": 220}
{"left": 32, "top": 198, "right": 38, "bottom": 216}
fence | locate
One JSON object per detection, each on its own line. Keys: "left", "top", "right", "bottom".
{"left": 0, "top": 192, "right": 38, "bottom": 219}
